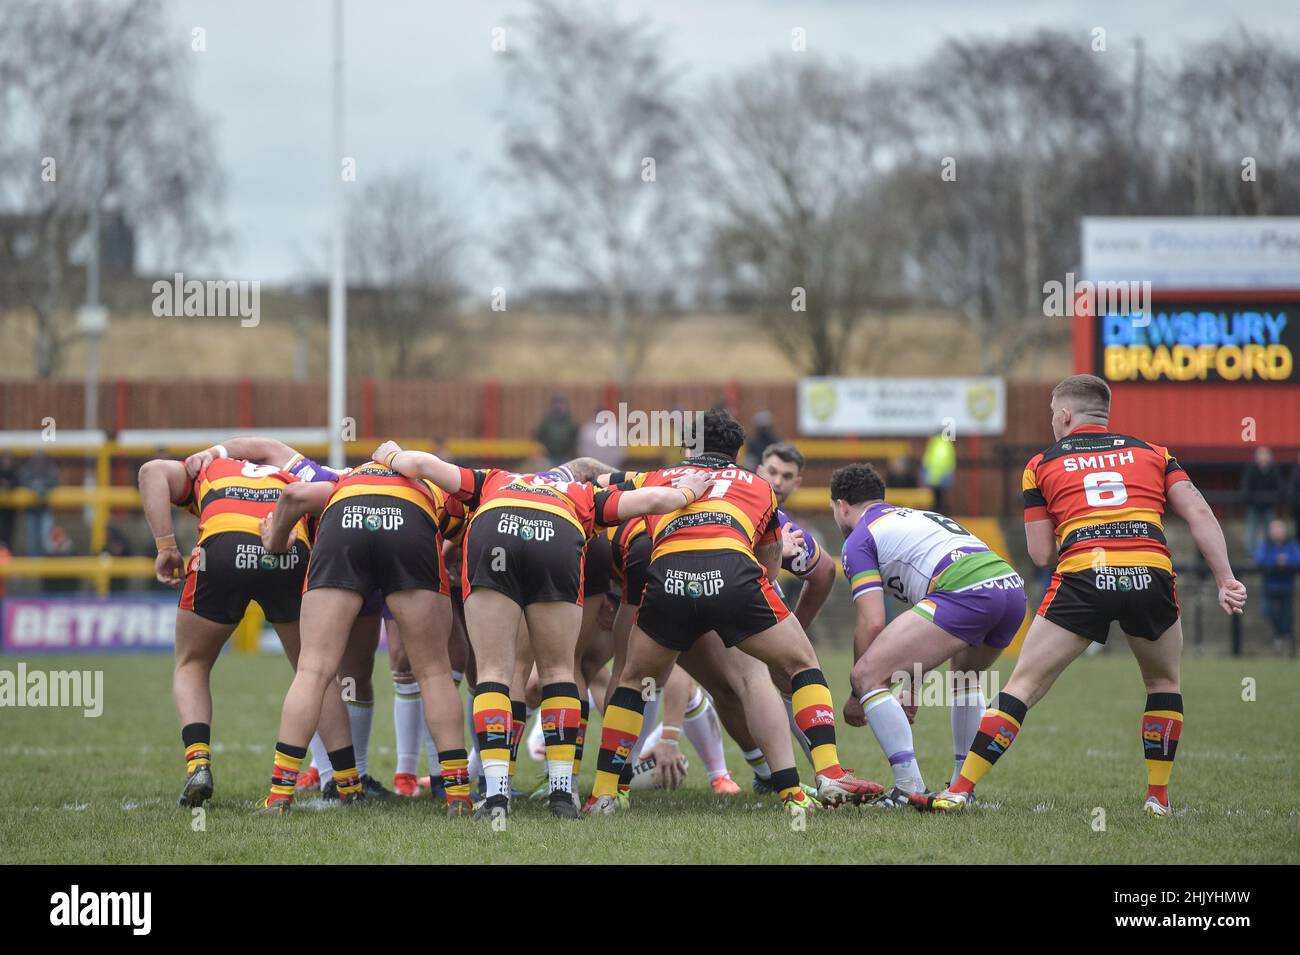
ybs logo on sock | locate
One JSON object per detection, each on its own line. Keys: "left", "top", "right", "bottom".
{"left": 1143, "top": 720, "right": 1172, "bottom": 752}
{"left": 482, "top": 716, "right": 508, "bottom": 742}
{"left": 989, "top": 726, "right": 1017, "bottom": 754}
{"left": 611, "top": 739, "right": 635, "bottom": 767}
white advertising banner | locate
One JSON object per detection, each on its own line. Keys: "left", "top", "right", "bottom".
{"left": 1081, "top": 217, "right": 1300, "bottom": 290}
{"left": 798, "top": 377, "right": 1005, "bottom": 436}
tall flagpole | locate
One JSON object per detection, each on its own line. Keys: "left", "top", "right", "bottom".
{"left": 328, "top": 0, "right": 347, "bottom": 469}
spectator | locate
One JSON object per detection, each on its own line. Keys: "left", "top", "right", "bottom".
{"left": 1256, "top": 518, "right": 1300, "bottom": 657}
{"left": 1241, "top": 445, "right": 1282, "bottom": 555}
{"left": 1287, "top": 450, "right": 1300, "bottom": 541}
{"left": 744, "top": 410, "right": 780, "bottom": 470}
{"left": 0, "top": 451, "right": 19, "bottom": 551}
{"left": 535, "top": 394, "right": 578, "bottom": 465}
{"left": 921, "top": 430, "right": 957, "bottom": 514}
{"left": 20, "top": 450, "right": 58, "bottom": 557}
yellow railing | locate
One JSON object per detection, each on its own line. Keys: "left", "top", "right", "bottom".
{"left": 0, "top": 555, "right": 156, "bottom": 595}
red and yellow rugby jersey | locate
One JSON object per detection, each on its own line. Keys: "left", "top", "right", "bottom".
{"left": 322, "top": 461, "right": 466, "bottom": 542}
{"left": 452, "top": 467, "right": 623, "bottom": 538}
{"left": 617, "top": 454, "right": 779, "bottom": 563}
{"left": 611, "top": 513, "right": 648, "bottom": 554}
{"left": 177, "top": 458, "right": 309, "bottom": 546}
{"left": 1022, "top": 425, "right": 1189, "bottom": 575}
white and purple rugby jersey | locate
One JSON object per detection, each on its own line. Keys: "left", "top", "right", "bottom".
{"left": 841, "top": 503, "right": 1017, "bottom": 606}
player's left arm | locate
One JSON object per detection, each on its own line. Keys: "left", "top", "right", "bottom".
{"left": 613, "top": 470, "right": 710, "bottom": 520}
{"left": 373, "top": 442, "right": 464, "bottom": 494}
{"left": 261, "top": 480, "right": 333, "bottom": 553}
{"left": 791, "top": 550, "right": 835, "bottom": 631}
{"left": 1167, "top": 478, "right": 1246, "bottom": 615}
{"left": 185, "top": 435, "right": 301, "bottom": 477}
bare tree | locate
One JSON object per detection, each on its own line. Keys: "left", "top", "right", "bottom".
{"left": 496, "top": 0, "right": 692, "bottom": 383}
{"left": 0, "top": 0, "right": 223, "bottom": 376}
{"left": 1158, "top": 30, "right": 1300, "bottom": 216}
{"left": 345, "top": 170, "right": 463, "bottom": 378}
{"left": 697, "top": 59, "right": 912, "bottom": 376}
{"left": 900, "top": 31, "right": 1131, "bottom": 373}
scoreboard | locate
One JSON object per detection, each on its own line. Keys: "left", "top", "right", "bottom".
{"left": 1077, "top": 218, "right": 1300, "bottom": 449}
{"left": 1098, "top": 298, "right": 1296, "bottom": 383}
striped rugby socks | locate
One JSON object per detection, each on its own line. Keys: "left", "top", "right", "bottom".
{"left": 1142, "top": 692, "right": 1183, "bottom": 805}
{"left": 789, "top": 669, "right": 847, "bottom": 779}
{"left": 950, "top": 692, "right": 1027, "bottom": 795}
{"left": 861, "top": 687, "right": 924, "bottom": 792}
{"left": 182, "top": 722, "right": 211, "bottom": 777}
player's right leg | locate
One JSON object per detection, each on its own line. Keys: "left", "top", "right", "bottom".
{"left": 917, "top": 614, "right": 1090, "bottom": 813}
{"left": 259, "top": 587, "right": 365, "bottom": 813}
{"left": 269, "top": 619, "right": 354, "bottom": 795}
{"left": 584, "top": 624, "right": 679, "bottom": 816}
{"left": 461, "top": 587, "right": 523, "bottom": 820}
{"left": 1127, "top": 619, "right": 1184, "bottom": 816}
{"left": 526, "top": 599, "right": 586, "bottom": 818}
{"left": 385, "top": 587, "right": 472, "bottom": 816}
{"left": 172, "top": 609, "right": 236, "bottom": 807}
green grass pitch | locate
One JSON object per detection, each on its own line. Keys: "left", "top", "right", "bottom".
{"left": 2, "top": 650, "right": 1296, "bottom": 864}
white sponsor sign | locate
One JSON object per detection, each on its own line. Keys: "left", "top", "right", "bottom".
{"left": 3, "top": 597, "right": 178, "bottom": 652}
{"left": 798, "top": 378, "right": 1005, "bottom": 436}
{"left": 1082, "top": 217, "right": 1300, "bottom": 290}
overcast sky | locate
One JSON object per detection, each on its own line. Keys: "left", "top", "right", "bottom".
{"left": 165, "top": 0, "right": 1299, "bottom": 287}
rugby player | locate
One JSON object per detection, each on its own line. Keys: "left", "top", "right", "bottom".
{"left": 830, "top": 463, "right": 1026, "bottom": 806}
{"left": 254, "top": 452, "right": 472, "bottom": 816}
{"left": 913, "top": 375, "right": 1247, "bottom": 815}
{"left": 138, "top": 448, "right": 355, "bottom": 809}
{"left": 756, "top": 443, "right": 836, "bottom": 631}
{"left": 756, "top": 442, "right": 837, "bottom": 769}
{"left": 586, "top": 408, "right": 883, "bottom": 816}
{"left": 372, "top": 440, "right": 711, "bottom": 820}
{"left": 605, "top": 492, "right": 784, "bottom": 801}
{"left": 187, "top": 438, "right": 407, "bottom": 801}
